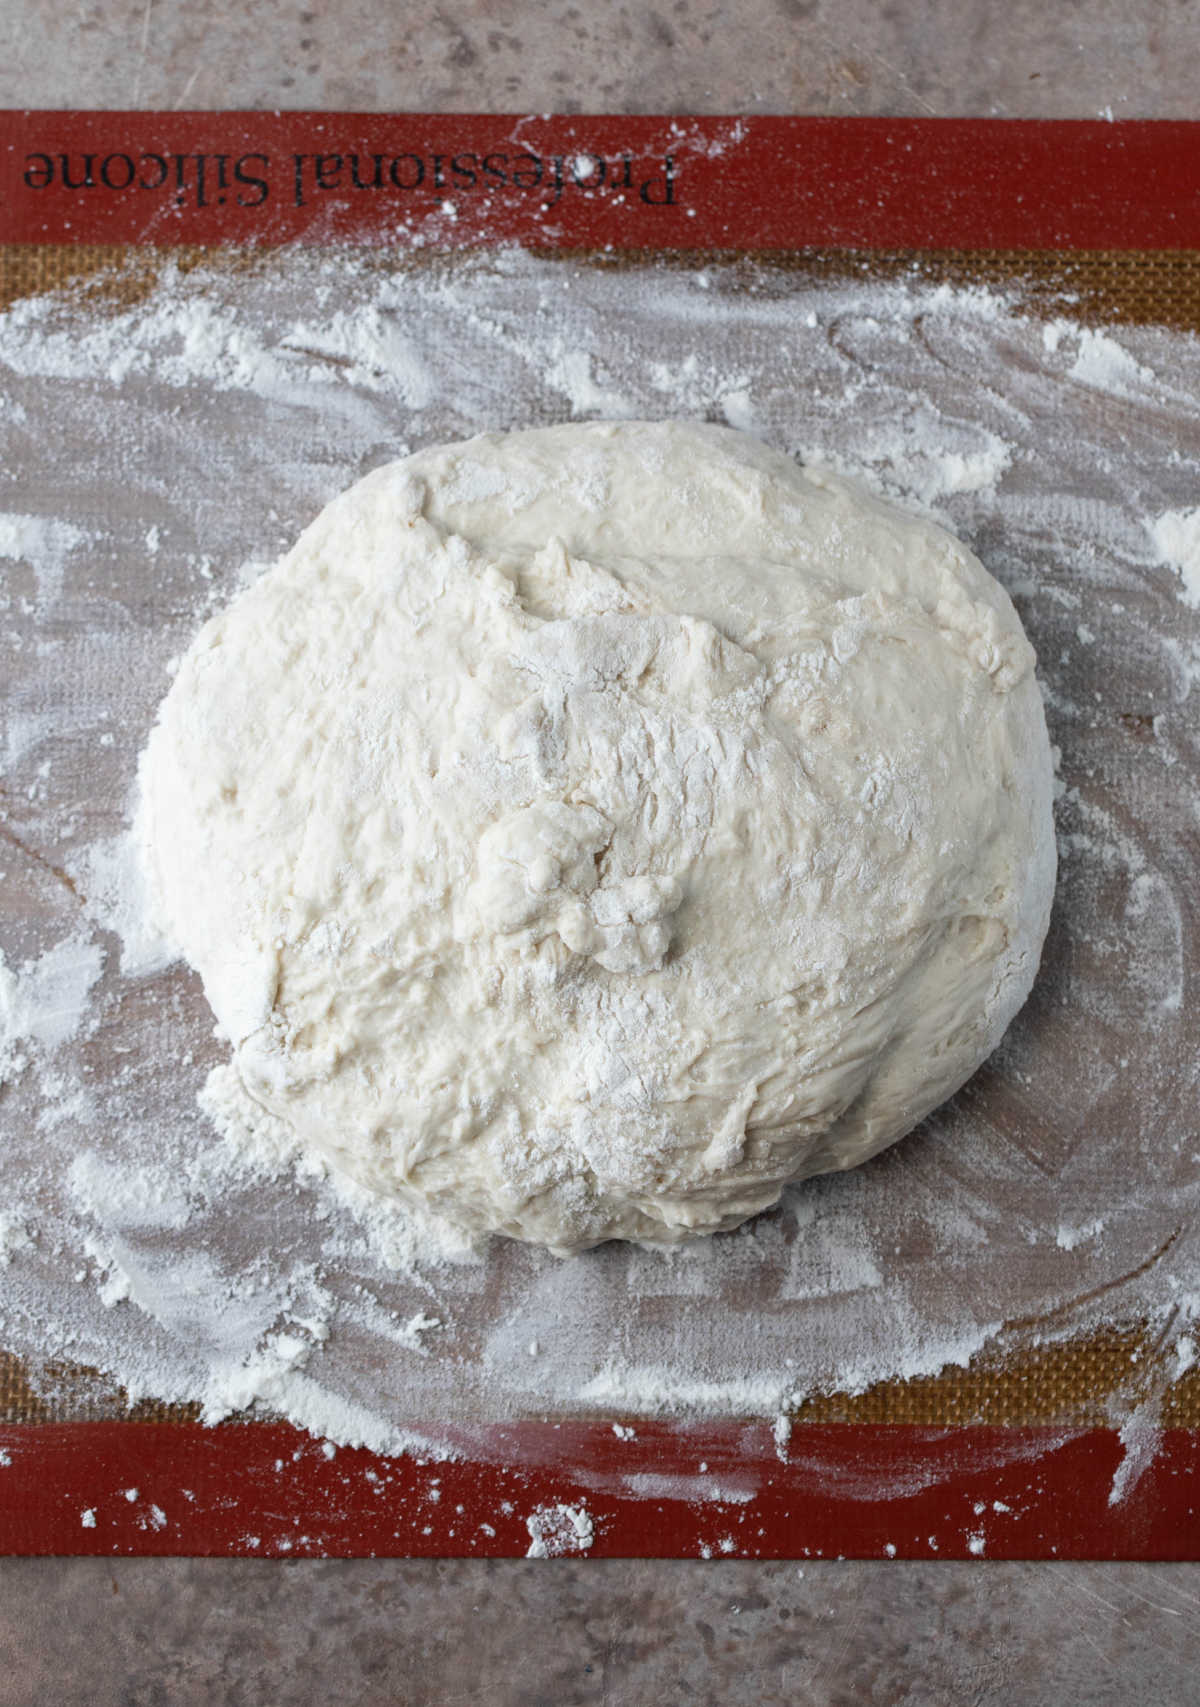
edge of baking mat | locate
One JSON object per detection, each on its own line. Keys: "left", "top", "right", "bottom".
{"left": 5, "top": 113, "right": 1200, "bottom": 250}
{"left": 3, "top": 111, "right": 1197, "bottom": 1558}
{"left": 1, "top": 1419, "right": 1196, "bottom": 1560}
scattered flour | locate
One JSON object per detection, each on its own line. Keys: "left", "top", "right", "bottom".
{"left": 0, "top": 512, "right": 90, "bottom": 612}
{"left": 0, "top": 248, "right": 1196, "bottom": 1496}
{"left": 1150, "top": 507, "right": 1200, "bottom": 609}
{"left": 1108, "top": 1398, "right": 1165, "bottom": 1508}
{"left": 0, "top": 935, "right": 105, "bottom": 1084}
{"left": 1067, "top": 326, "right": 1159, "bottom": 395}
{"left": 1173, "top": 1336, "right": 1198, "bottom": 1379}
{"left": 1054, "top": 1218, "right": 1107, "bottom": 1253}
{"left": 70, "top": 833, "right": 173, "bottom": 978}
{"left": 525, "top": 1502, "right": 595, "bottom": 1558}
{"left": 0, "top": 1212, "right": 33, "bottom": 1268}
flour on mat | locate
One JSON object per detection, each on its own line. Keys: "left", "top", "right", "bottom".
{"left": 0, "top": 934, "right": 104, "bottom": 1084}
{"left": 1150, "top": 507, "right": 1200, "bottom": 609}
{"left": 525, "top": 1502, "right": 595, "bottom": 1558}
{"left": 0, "top": 250, "right": 1197, "bottom": 1496}
{"left": 0, "top": 511, "right": 91, "bottom": 614}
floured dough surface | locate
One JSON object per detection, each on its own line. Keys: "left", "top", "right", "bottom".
{"left": 138, "top": 421, "right": 1056, "bottom": 1252}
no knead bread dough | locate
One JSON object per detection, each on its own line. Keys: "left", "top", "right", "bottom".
{"left": 138, "top": 422, "right": 1056, "bottom": 1253}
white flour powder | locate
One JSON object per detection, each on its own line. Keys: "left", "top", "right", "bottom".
{"left": 524, "top": 1501, "right": 595, "bottom": 1558}
{"left": 0, "top": 249, "right": 1197, "bottom": 1494}
{"left": 1151, "top": 507, "right": 1200, "bottom": 608}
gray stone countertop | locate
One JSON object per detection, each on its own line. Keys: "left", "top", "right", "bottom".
{"left": 1, "top": 3, "right": 1198, "bottom": 1703}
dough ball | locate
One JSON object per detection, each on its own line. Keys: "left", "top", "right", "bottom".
{"left": 138, "top": 422, "right": 1056, "bottom": 1253}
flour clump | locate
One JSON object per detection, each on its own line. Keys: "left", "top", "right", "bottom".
{"left": 137, "top": 421, "right": 1056, "bottom": 1253}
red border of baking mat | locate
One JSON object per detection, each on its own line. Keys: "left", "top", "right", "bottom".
{"left": 3, "top": 113, "right": 1199, "bottom": 1558}
{"left": 2, "top": 1422, "right": 1197, "bottom": 1560}
{"left": 5, "top": 112, "right": 1200, "bottom": 249}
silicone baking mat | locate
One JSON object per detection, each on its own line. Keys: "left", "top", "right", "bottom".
{"left": 1, "top": 115, "right": 1198, "bottom": 1558}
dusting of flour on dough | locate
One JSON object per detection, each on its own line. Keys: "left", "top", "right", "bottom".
{"left": 136, "top": 421, "right": 1054, "bottom": 1253}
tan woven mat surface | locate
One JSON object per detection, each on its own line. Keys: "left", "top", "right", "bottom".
{"left": 7, "top": 243, "right": 1200, "bottom": 324}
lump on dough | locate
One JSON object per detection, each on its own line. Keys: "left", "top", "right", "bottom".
{"left": 137, "top": 421, "right": 1056, "bottom": 1253}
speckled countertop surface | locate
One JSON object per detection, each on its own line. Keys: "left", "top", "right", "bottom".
{"left": 2, "top": 4, "right": 1199, "bottom": 1704}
